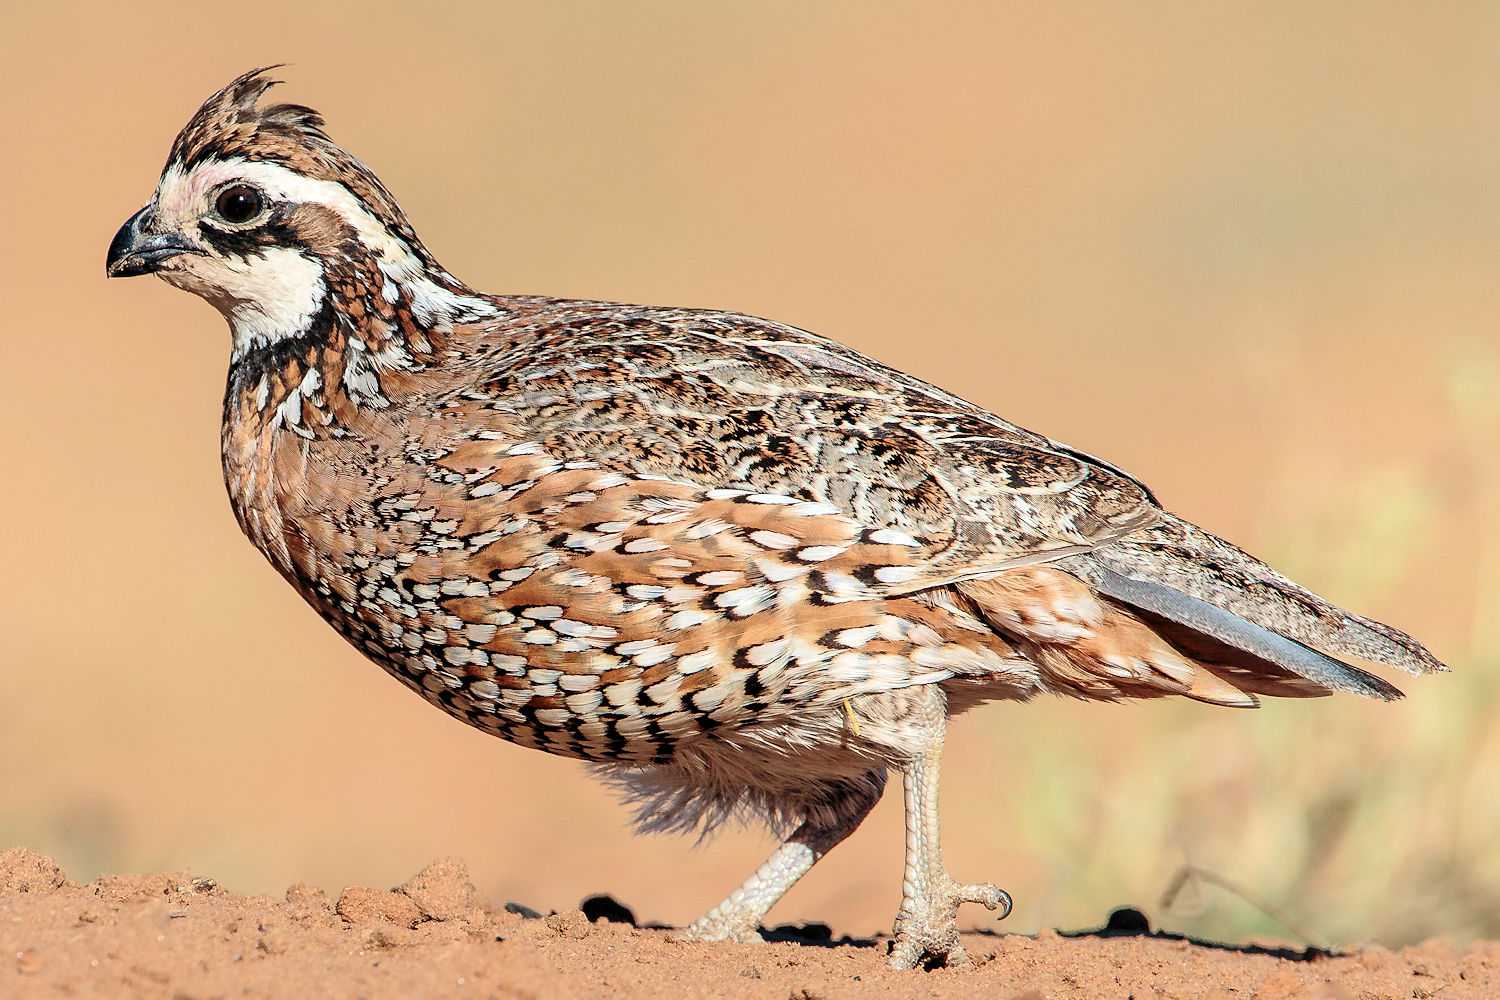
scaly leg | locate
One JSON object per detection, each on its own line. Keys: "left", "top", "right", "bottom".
{"left": 888, "top": 685, "right": 1012, "bottom": 969}
{"left": 681, "top": 777, "right": 884, "bottom": 943}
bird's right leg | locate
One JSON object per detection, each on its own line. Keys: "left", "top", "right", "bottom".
{"left": 680, "top": 775, "right": 885, "bottom": 943}
{"left": 887, "top": 682, "right": 1012, "bottom": 969}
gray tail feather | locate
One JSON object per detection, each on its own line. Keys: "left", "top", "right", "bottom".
{"left": 1060, "top": 513, "right": 1448, "bottom": 701}
{"left": 1084, "top": 563, "right": 1404, "bottom": 700}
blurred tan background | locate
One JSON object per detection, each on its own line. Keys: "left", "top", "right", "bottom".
{"left": 2, "top": 2, "right": 1496, "bottom": 948}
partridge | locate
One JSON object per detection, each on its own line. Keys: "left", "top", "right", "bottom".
{"left": 107, "top": 69, "right": 1446, "bottom": 968}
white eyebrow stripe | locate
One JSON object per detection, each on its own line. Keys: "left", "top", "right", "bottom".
{"left": 179, "top": 160, "right": 412, "bottom": 259}
{"left": 157, "top": 158, "right": 498, "bottom": 327}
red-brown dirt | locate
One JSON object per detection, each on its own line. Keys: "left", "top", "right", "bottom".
{"left": 3, "top": 848, "right": 1492, "bottom": 999}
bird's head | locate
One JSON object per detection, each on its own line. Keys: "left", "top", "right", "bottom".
{"left": 107, "top": 67, "right": 489, "bottom": 363}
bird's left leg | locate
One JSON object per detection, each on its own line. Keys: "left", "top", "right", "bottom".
{"left": 887, "top": 683, "right": 1012, "bottom": 969}
{"left": 680, "top": 775, "right": 884, "bottom": 943}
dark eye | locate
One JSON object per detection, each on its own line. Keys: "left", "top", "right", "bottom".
{"left": 214, "top": 185, "right": 264, "bottom": 224}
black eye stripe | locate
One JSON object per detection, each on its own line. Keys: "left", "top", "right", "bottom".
{"left": 197, "top": 213, "right": 298, "bottom": 257}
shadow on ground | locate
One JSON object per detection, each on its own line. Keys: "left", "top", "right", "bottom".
{"left": 553, "top": 894, "right": 1337, "bottom": 962}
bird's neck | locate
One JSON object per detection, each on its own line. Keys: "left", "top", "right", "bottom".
{"left": 222, "top": 250, "right": 501, "bottom": 440}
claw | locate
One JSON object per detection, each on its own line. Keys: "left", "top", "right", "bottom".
{"left": 958, "top": 882, "right": 1013, "bottom": 919}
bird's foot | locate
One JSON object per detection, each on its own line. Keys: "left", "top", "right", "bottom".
{"left": 887, "top": 876, "right": 1012, "bottom": 970}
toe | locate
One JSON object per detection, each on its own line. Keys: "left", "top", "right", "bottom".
{"left": 886, "top": 933, "right": 971, "bottom": 970}
{"left": 957, "top": 882, "right": 1013, "bottom": 918}
{"left": 886, "top": 937, "right": 923, "bottom": 970}
{"left": 676, "top": 919, "right": 762, "bottom": 944}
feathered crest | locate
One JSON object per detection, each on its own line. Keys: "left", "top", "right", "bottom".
{"left": 164, "top": 67, "right": 436, "bottom": 266}
{"left": 166, "top": 66, "right": 329, "bottom": 171}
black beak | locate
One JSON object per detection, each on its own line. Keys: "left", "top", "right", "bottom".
{"left": 106, "top": 206, "right": 199, "bottom": 278}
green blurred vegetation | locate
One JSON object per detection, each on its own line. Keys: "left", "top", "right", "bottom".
{"left": 996, "top": 346, "right": 1500, "bottom": 947}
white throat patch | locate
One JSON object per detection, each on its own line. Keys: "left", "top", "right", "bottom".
{"left": 161, "top": 246, "right": 327, "bottom": 360}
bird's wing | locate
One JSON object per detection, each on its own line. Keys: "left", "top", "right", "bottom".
{"left": 449, "top": 300, "right": 1162, "bottom": 586}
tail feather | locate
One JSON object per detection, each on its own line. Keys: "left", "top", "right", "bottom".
{"left": 1120, "top": 602, "right": 1334, "bottom": 699}
{"left": 1058, "top": 512, "right": 1447, "bottom": 700}
{"left": 1082, "top": 563, "right": 1404, "bottom": 700}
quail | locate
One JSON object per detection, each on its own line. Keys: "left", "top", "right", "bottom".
{"left": 106, "top": 69, "right": 1446, "bottom": 969}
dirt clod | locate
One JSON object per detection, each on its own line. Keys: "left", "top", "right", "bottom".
{"left": 284, "top": 883, "right": 318, "bottom": 903}
{"left": 0, "top": 848, "right": 67, "bottom": 894}
{"left": 544, "top": 910, "right": 593, "bottom": 939}
{"left": 397, "top": 857, "right": 475, "bottom": 922}
{"left": 335, "top": 886, "right": 423, "bottom": 928}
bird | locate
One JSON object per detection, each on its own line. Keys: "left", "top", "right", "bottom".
{"left": 106, "top": 68, "right": 1446, "bottom": 969}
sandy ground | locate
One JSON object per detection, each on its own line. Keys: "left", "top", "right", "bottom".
{"left": 3, "top": 849, "right": 1493, "bottom": 999}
